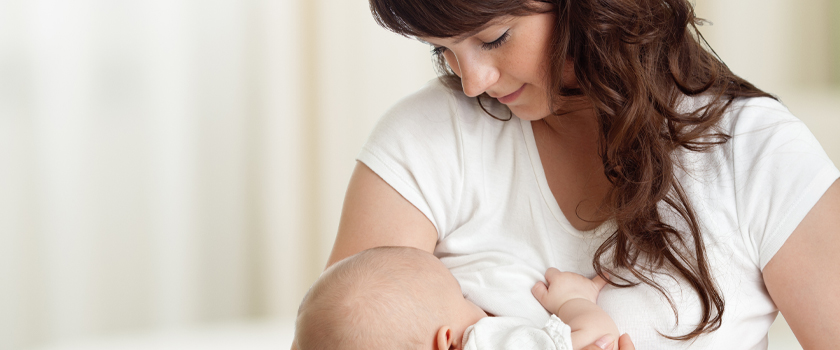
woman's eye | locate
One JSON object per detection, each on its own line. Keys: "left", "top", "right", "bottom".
{"left": 481, "top": 31, "right": 510, "bottom": 50}
{"left": 429, "top": 30, "right": 509, "bottom": 56}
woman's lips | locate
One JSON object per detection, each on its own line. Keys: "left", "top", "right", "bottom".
{"left": 497, "top": 84, "right": 526, "bottom": 104}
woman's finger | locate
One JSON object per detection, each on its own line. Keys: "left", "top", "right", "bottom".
{"left": 617, "top": 333, "right": 635, "bottom": 350}
{"left": 578, "top": 334, "right": 615, "bottom": 350}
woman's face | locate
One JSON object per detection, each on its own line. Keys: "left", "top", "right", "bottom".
{"left": 419, "top": 12, "right": 560, "bottom": 120}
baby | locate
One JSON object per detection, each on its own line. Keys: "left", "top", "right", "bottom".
{"left": 294, "top": 246, "right": 619, "bottom": 350}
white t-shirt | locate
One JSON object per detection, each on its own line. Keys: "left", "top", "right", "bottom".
{"left": 464, "top": 315, "right": 573, "bottom": 350}
{"left": 357, "top": 80, "right": 839, "bottom": 349}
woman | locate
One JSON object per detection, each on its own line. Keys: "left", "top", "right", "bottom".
{"left": 312, "top": 0, "right": 840, "bottom": 348}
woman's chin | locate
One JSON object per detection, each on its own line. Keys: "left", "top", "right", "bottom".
{"left": 509, "top": 105, "right": 551, "bottom": 121}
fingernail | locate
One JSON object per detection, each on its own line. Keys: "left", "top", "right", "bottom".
{"left": 594, "top": 335, "right": 614, "bottom": 350}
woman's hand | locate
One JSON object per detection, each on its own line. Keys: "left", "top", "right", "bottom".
{"left": 580, "top": 334, "right": 635, "bottom": 350}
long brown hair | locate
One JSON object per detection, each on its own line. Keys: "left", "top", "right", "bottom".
{"left": 370, "top": 0, "right": 775, "bottom": 340}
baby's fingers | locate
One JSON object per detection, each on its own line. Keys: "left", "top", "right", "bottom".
{"left": 544, "top": 267, "right": 562, "bottom": 283}
{"left": 532, "top": 281, "right": 562, "bottom": 313}
{"left": 531, "top": 281, "right": 548, "bottom": 303}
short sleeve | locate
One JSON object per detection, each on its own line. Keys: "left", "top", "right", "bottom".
{"left": 356, "top": 80, "right": 464, "bottom": 240}
{"left": 729, "top": 98, "right": 840, "bottom": 270}
{"left": 462, "top": 315, "right": 573, "bottom": 350}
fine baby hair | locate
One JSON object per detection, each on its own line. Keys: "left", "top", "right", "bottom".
{"left": 294, "top": 246, "right": 457, "bottom": 350}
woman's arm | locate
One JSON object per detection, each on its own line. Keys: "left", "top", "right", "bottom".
{"left": 763, "top": 179, "right": 840, "bottom": 349}
{"left": 295, "top": 161, "right": 638, "bottom": 350}
{"left": 291, "top": 162, "right": 439, "bottom": 350}
{"left": 325, "top": 161, "right": 438, "bottom": 268}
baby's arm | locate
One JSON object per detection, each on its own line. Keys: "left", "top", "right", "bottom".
{"left": 531, "top": 268, "right": 620, "bottom": 350}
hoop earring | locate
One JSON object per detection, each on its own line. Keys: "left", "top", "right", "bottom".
{"left": 476, "top": 96, "right": 513, "bottom": 121}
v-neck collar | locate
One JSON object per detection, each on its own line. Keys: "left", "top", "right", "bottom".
{"left": 518, "top": 118, "right": 614, "bottom": 238}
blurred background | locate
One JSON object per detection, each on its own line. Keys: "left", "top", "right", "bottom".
{"left": 0, "top": 0, "right": 837, "bottom": 349}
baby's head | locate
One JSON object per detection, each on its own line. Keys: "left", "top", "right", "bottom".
{"left": 295, "top": 246, "right": 487, "bottom": 350}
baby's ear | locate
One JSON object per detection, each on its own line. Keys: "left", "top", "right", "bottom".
{"left": 435, "top": 326, "right": 453, "bottom": 350}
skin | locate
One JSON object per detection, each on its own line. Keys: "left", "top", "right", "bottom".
{"left": 434, "top": 264, "right": 620, "bottom": 350}
{"left": 297, "top": 7, "right": 840, "bottom": 350}
{"left": 425, "top": 13, "right": 556, "bottom": 119}
{"left": 297, "top": 247, "right": 622, "bottom": 350}
{"left": 425, "top": 252, "right": 490, "bottom": 350}
{"left": 307, "top": 164, "right": 631, "bottom": 350}
{"left": 422, "top": 11, "right": 612, "bottom": 231}
{"left": 762, "top": 179, "right": 840, "bottom": 348}
{"left": 313, "top": 12, "right": 634, "bottom": 349}
{"left": 433, "top": 298, "right": 488, "bottom": 350}
{"left": 531, "top": 268, "right": 621, "bottom": 350}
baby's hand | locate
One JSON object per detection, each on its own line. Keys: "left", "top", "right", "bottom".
{"left": 531, "top": 268, "right": 608, "bottom": 315}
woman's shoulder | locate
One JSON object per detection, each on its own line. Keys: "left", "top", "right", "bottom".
{"left": 731, "top": 96, "right": 838, "bottom": 268}
{"left": 715, "top": 95, "right": 826, "bottom": 166}
{"left": 675, "top": 95, "right": 838, "bottom": 269}
{"left": 387, "top": 78, "right": 454, "bottom": 113}
{"left": 720, "top": 96, "right": 800, "bottom": 133}
{"left": 357, "top": 80, "right": 483, "bottom": 238}
{"left": 363, "top": 79, "right": 508, "bottom": 170}
{"left": 675, "top": 94, "right": 831, "bottom": 204}
{"left": 382, "top": 79, "right": 468, "bottom": 117}
{"left": 679, "top": 95, "right": 794, "bottom": 131}
{"left": 373, "top": 79, "right": 492, "bottom": 134}
{"left": 681, "top": 95, "right": 826, "bottom": 173}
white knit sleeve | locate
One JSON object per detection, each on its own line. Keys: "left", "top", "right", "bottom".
{"left": 462, "top": 315, "right": 573, "bottom": 350}
{"left": 728, "top": 98, "right": 840, "bottom": 269}
{"left": 356, "top": 81, "right": 465, "bottom": 241}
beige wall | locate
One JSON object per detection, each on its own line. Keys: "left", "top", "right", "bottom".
{"left": 0, "top": 0, "right": 836, "bottom": 349}
{"left": 695, "top": 0, "right": 837, "bottom": 90}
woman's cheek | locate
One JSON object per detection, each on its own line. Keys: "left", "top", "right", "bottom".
{"left": 444, "top": 51, "right": 461, "bottom": 77}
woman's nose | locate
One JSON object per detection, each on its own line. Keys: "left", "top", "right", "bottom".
{"left": 451, "top": 54, "right": 499, "bottom": 98}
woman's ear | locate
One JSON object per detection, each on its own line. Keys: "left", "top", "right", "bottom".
{"left": 436, "top": 326, "right": 454, "bottom": 350}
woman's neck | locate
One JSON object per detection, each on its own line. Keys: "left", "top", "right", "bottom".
{"left": 533, "top": 109, "right": 612, "bottom": 231}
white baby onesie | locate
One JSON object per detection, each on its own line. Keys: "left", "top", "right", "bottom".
{"left": 463, "top": 315, "right": 573, "bottom": 350}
